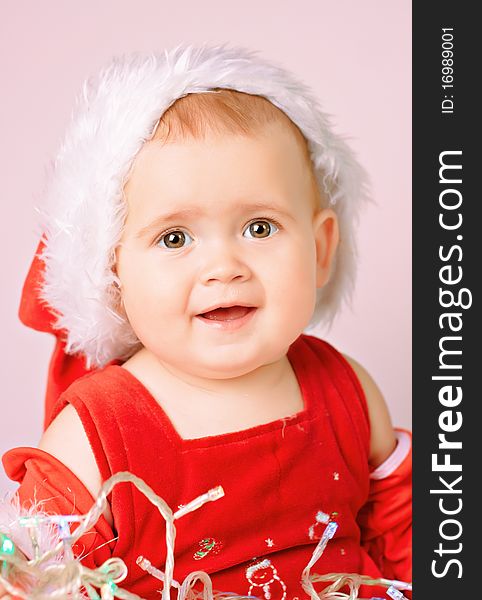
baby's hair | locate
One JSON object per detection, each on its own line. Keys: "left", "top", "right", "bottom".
{"left": 140, "top": 89, "right": 322, "bottom": 208}
{"left": 36, "top": 44, "right": 371, "bottom": 368}
{"left": 156, "top": 88, "right": 280, "bottom": 139}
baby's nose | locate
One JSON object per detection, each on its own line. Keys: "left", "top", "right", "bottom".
{"left": 199, "top": 243, "right": 251, "bottom": 285}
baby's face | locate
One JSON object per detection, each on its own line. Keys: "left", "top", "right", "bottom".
{"left": 116, "top": 120, "right": 337, "bottom": 379}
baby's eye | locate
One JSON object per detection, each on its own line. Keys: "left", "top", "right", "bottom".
{"left": 156, "top": 229, "right": 193, "bottom": 249}
{"left": 243, "top": 220, "right": 279, "bottom": 239}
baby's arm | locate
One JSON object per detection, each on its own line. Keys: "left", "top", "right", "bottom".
{"left": 38, "top": 404, "right": 114, "bottom": 527}
{"left": 0, "top": 408, "right": 116, "bottom": 597}
{"left": 342, "top": 353, "right": 412, "bottom": 585}
{"left": 342, "top": 354, "right": 397, "bottom": 468}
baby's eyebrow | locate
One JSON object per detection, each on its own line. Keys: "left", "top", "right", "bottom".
{"left": 241, "top": 202, "right": 295, "bottom": 220}
{"left": 135, "top": 202, "right": 294, "bottom": 239}
{"left": 136, "top": 208, "right": 203, "bottom": 239}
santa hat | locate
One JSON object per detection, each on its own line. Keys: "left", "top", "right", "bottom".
{"left": 20, "top": 43, "right": 370, "bottom": 427}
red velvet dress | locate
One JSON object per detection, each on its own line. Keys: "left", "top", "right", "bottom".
{"left": 2, "top": 334, "right": 411, "bottom": 599}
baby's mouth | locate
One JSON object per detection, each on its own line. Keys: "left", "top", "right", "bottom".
{"left": 198, "top": 306, "right": 255, "bottom": 321}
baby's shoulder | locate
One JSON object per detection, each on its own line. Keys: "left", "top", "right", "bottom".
{"left": 38, "top": 403, "right": 114, "bottom": 527}
{"left": 38, "top": 404, "right": 112, "bottom": 525}
{"left": 53, "top": 363, "right": 140, "bottom": 420}
{"left": 61, "top": 363, "right": 128, "bottom": 399}
{"left": 299, "top": 335, "right": 396, "bottom": 468}
{"left": 39, "top": 370, "right": 125, "bottom": 530}
{"left": 341, "top": 354, "right": 396, "bottom": 469}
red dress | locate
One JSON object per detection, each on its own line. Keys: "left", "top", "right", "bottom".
{"left": 2, "top": 334, "right": 411, "bottom": 599}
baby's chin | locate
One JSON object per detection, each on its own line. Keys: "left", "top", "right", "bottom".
{"left": 167, "top": 342, "right": 290, "bottom": 381}
{"left": 183, "top": 356, "right": 279, "bottom": 381}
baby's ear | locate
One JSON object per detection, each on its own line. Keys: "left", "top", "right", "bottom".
{"left": 110, "top": 267, "right": 127, "bottom": 317}
{"left": 313, "top": 208, "right": 339, "bottom": 288}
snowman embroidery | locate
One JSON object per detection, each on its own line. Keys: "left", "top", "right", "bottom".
{"left": 246, "top": 559, "right": 287, "bottom": 600}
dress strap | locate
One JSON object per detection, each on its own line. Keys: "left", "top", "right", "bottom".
{"left": 295, "top": 334, "right": 371, "bottom": 471}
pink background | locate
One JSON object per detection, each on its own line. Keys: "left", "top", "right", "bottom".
{"left": 0, "top": 1, "right": 411, "bottom": 492}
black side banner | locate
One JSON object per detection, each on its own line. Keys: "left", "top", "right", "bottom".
{"left": 413, "top": 3, "right": 477, "bottom": 597}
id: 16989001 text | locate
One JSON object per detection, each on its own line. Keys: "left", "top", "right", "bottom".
{"left": 441, "top": 28, "right": 454, "bottom": 115}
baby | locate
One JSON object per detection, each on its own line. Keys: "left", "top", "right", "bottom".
{"left": 1, "top": 45, "right": 411, "bottom": 599}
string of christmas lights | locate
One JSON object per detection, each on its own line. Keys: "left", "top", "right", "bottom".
{"left": 0, "top": 471, "right": 411, "bottom": 600}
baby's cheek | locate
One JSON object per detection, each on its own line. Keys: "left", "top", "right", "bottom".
{"left": 276, "top": 253, "right": 316, "bottom": 303}
{"left": 275, "top": 266, "right": 317, "bottom": 332}
{"left": 267, "top": 283, "right": 315, "bottom": 341}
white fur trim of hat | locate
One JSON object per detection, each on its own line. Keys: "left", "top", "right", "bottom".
{"left": 36, "top": 43, "right": 371, "bottom": 369}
